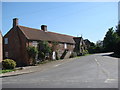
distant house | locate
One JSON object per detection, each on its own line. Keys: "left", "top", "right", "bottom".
{"left": 73, "top": 37, "right": 87, "bottom": 55}
{"left": 3, "top": 18, "right": 86, "bottom": 66}
{"left": 0, "top": 31, "right": 2, "bottom": 62}
{"left": 84, "top": 39, "right": 91, "bottom": 49}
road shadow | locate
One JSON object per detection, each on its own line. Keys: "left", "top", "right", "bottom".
{"left": 102, "top": 53, "right": 120, "bottom": 58}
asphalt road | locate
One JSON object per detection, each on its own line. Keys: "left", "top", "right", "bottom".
{"left": 2, "top": 53, "right": 118, "bottom": 88}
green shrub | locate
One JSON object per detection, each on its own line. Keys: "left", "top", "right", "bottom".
{"left": 27, "top": 46, "right": 38, "bottom": 65}
{"left": 38, "top": 51, "right": 45, "bottom": 60}
{"left": 82, "top": 50, "right": 89, "bottom": 55}
{"left": 38, "top": 41, "right": 52, "bottom": 60}
{"left": 2, "top": 59, "right": 16, "bottom": 69}
{"left": 27, "top": 46, "right": 38, "bottom": 59}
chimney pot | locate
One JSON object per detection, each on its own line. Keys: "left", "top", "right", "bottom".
{"left": 41, "top": 25, "right": 47, "bottom": 32}
{"left": 13, "top": 18, "right": 18, "bottom": 27}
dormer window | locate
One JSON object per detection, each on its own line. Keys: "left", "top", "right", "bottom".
{"left": 4, "top": 38, "right": 8, "bottom": 44}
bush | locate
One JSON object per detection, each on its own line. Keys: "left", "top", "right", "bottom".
{"left": 27, "top": 46, "right": 38, "bottom": 59}
{"left": 2, "top": 59, "right": 16, "bottom": 69}
{"left": 38, "top": 41, "right": 52, "bottom": 60}
{"left": 70, "top": 52, "right": 77, "bottom": 58}
{"left": 27, "top": 46, "right": 38, "bottom": 65}
{"left": 38, "top": 51, "right": 45, "bottom": 60}
{"left": 82, "top": 50, "right": 89, "bottom": 55}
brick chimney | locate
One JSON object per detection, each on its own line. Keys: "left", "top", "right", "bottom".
{"left": 13, "top": 18, "right": 18, "bottom": 27}
{"left": 41, "top": 25, "right": 47, "bottom": 32}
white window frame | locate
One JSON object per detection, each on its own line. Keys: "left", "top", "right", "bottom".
{"left": 4, "top": 38, "right": 8, "bottom": 44}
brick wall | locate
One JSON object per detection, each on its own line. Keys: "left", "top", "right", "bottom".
{"left": 3, "top": 27, "right": 29, "bottom": 66}
{"left": 28, "top": 41, "right": 75, "bottom": 60}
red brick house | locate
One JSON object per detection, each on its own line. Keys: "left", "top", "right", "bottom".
{"left": 0, "top": 31, "right": 2, "bottom": 62}
{"left": 3, "top": 18, "right": 86, "bottom": 66}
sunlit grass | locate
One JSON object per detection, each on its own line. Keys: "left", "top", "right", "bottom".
{"left": 0, "top": 69, "right": 15, "bottom": 74}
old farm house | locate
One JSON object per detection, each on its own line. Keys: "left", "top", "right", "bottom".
{"left": 3, "top": 18, "right": 86, "bottom": 66}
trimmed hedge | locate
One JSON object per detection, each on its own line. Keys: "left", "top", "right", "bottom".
{"left": 2, "top": 59, "right": 16, "bottom": 69}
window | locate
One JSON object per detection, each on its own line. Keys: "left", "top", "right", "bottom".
{"left": 5, "top": 52, "right": 8, "bottom": 57}
{"left": 32, "top": 41, "right": 38, "bottom": 47}
{"left": 64, "top": 43, "right": 67, "bottom": 49}
{"left": 4, "top": 38, "right": 8, "bottom": 44}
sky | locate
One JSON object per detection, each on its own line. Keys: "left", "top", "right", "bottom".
{"left": 1, "top": 2, "right": 118, "bottom": 43}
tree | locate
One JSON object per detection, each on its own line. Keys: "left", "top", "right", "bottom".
{"left": 95, "top": 40, "right": 104, "bottom": 53}
{"left": 38, "top": 41, "right": 52, "bottom": 61}
{"left": 27, "top": 46, "right": 38, "bottom": 65}
{"left": 51, "top": 41, "right": 58, "bottom": 51}
{"left": 90, "top": 42, "right": 95, "bottom": 47}
{"left": 116, "top": 24, "right": 120, "bottom": 36}
{"left": 96, "top": 40, "right": 103, "bottom": 47}
{"left": 87, "top": 42, "right": 97, "bottom": 54}
{"left": 103, "top": 27, "right": 118, "bottom": 52}
{"left": 114, "top": 24, "right": 120, "bottom": 55}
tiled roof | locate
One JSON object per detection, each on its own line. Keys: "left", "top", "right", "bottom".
{"left": 18, "top": 25, "right": 75, "bottom": 44}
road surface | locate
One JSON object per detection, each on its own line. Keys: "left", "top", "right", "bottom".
{"left": 2, "top": 53, "right": 118, "bottom": 88}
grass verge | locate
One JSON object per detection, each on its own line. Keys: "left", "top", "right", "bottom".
{"left": 0, "top": 69, "right": 15, "bottom": 74}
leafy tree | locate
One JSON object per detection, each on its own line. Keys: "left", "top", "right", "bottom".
{"left": 90, "top": 42, "right": 95, "bottom": 47}
{"left": 27, "top": 46, "right": 38, "bottom": 65}
{"left": 38, "top": 41, "right": 52, "bottom": 60}
{"left": 88, "top": 40, "right": 105, "bottom": 54}
{"left": 114, "top": 24, "right": 120, "bottom": 55}
{"left": 116, "top": 24, "right": 120, "bottom": 36}
{"left": 103, "top": 27, "right": 118, "bottom": 52}
{"left": 88, "top": 26, "right": 120, "bottom": 55}
{"left": 51, "top": 41, "right": 58, "bottom": 51}
{"left": 96, "top": 40, "right": 103, "bottom": 47}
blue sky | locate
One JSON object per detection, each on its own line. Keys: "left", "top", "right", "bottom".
{"left": 2, "top": 2, "right": 118, "bottom": 42}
